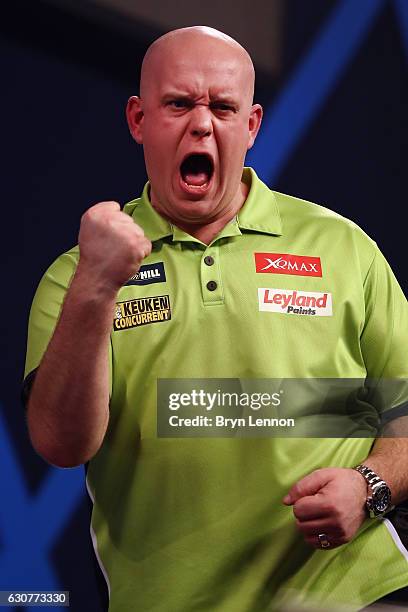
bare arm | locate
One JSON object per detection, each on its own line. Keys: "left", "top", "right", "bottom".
{"left": 27, "top": 202, "right": 151, "bottom": 467}
{"left": 363, "top": 435, "right": 408, "bottom": 505}
{"left": 27, "top": 266, "right": 116, "bottom": 467}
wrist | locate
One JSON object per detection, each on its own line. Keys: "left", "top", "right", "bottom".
{"left": 353, "top": 464, "right": 394, "bottom": 518}
{"left": 73, "top": 261, "right": 121, "bottom": 301}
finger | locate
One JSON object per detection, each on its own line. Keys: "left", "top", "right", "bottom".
{"left": 122, "top": 222, "right": 146, "bottom": 237}
{"left": 141, "top": 239, "right": 152, "bottom": 258}
{"left": 114, "top": 211, "right": 139, "bottom": 223}
{"left": 132, "top": 224, "right": 146, "bottom": 237}
{"left": 292, "top": 495, "right": 329, "bottom": 521}
{"left": 283, "top": 468, "right": 334, "bottom": 505}
{"left": 295, "top": 517, "right": 339, "bottom": 537}
{"left": 90, "top": 201, "right": 121, "bottom": 212}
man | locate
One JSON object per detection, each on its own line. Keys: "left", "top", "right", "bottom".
{"left": 24, "top": 26, "right": 408, "bottom": 611}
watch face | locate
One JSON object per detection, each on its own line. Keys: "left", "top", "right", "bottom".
{"left": 373, "top": 485, "right": 391, "bottom": 513}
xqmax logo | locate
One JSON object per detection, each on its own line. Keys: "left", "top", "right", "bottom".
{"left": 258, "top": 288, "right": 332, "bottom": 316}
{"left": 255, "top": 253, "right": 322, "bottom": 277}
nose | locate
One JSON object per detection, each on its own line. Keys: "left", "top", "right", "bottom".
{"left": 189, "top": 104, "right": 213, "bottom": 138}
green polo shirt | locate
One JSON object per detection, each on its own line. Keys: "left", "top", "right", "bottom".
{"left": 25, "top": 168, "right": 408, "bottom": 611}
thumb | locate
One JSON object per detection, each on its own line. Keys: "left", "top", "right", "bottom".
{"left": 282, "top": 468, "right": 332, "bottom": 505}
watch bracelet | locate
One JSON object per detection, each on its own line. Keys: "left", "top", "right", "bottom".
{"left": 354, "top": 463, "right": 394, "bottom": 516}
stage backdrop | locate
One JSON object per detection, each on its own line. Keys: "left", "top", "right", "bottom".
{"left": 1, "top": 0, "right": 407, "bottom": 610}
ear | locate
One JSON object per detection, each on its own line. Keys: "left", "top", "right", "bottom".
{"left": 126, "top": 96, "right": 144, "bottom": 144}
{"left": 247, "top": 104, "right": 263, "bottom": 150}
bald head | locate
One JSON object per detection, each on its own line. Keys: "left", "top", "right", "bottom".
{"left": 140, "top": 26, "right": 255, "bottom": 103}
{"left": 126, "top": 24, "right": 263, "bottom": 232}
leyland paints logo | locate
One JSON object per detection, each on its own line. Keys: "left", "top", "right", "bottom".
{"left": 255, "top": 253, "right": 322, "bottom": 277}
{"left": 258, "top": 288, "right": 332, "bottom": 316}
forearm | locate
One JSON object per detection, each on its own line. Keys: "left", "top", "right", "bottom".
{"left": 27, "top": 264, "right": 117, "bottom": 467}
{"left": 363, "top": 435, "right": 408, "bottom": 505}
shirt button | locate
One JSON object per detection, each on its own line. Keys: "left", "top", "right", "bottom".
{"left": 204, "top": 255, "right": 214, "bottom": 266}
{"left": 206, "top": 281, "right": 217, "bottom": 291}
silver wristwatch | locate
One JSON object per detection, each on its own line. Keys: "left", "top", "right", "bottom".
{"left": 354, "top": 464, "right": 394, "bottom": 518}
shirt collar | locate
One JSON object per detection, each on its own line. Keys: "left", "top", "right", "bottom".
{"left": 123, "top": 166, "right": 282, "bottom": 242}
{"left": 237, "top": 167, "right": 282, "bottom": 236}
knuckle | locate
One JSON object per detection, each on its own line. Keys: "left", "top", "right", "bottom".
{"left": 130, "top": 232, "right": 145, "bottom": 248}
{"left": 85, "top": 205, "right": 104, "bottom": 222}
{"left": 119, "top": 211, "right": 135, "bottom": 222}
{"left": 132, "top": 221, "right": 145, "bottom": 233}
{"left": 81, "top": 208, "right": 93, "bottom": 223}
{"left": 315, "top": 467, "right": 330, "bottom": 477}
{"left": 142, "top": 237, "right": 152, "bottom": 251}
{"left": 100, "top": 200, "right": 120, "bottom": 209}
{"left": 86, "top": 209, "right": 99, "bottom": 223}
{"left": 88, "top": 201, "right": 120, "bottom": 221}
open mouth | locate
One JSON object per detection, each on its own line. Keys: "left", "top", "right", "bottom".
{"left": 180, "top": 154, "right": 214, "bottom": 189}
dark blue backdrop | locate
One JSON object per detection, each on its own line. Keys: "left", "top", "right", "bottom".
{"left": 1, "top": 0, "right": 407, "bottom": 610}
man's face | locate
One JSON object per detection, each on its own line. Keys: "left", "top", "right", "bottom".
{"left": 127, "top": 35, "right": 262, "bottom": 226}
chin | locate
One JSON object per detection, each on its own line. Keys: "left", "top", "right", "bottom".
{"left": 174, "top": 198, "right": 217, "bottom": 222}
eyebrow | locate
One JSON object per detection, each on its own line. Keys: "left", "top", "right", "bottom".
{"left": 161, "top": 92, "right": 240, "bottom": 108}
{"left": 161, "top": 92, "right": 193, "bottom": 103}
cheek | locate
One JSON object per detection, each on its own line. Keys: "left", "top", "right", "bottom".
{"left": 218, "top": 121, "right": 251, "bottom": 153}
{"left": 144, "top": 129, "right": 172, "bottom": 162}
{"left": 144, "top": 142, "right": 178, "bottom": 189}
{"left": 219, "top": 134, "right": 250, "bottom": 167}
{"left": 148, "top": 124, "right": 180, "bottom": 156}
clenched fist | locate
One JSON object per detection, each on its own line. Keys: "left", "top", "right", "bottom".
{"left": 283, "top": 467, "right": 368, "bottom": 550}
{"left": 77, "top": 201, "right": 152, "bottom": 292}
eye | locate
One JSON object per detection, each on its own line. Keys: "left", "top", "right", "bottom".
{"left": 210, "top": 102, "right": 236, "bottom": 113}
{"left": 167, "top": 99, "right": 192, "bottom": 109}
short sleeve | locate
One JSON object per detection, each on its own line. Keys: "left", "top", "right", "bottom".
{"left": 23, "top": 247, "right": 113, "bottom": 400}
{"left": 360, "top": 246, "right": 408, "bottom": 420}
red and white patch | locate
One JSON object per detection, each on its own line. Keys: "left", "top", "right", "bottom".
{"left": 255, "top": 253, "right": 322, "bottom": 277}
{"left": 258, "top": 288, "right": 332, "bottom": 316}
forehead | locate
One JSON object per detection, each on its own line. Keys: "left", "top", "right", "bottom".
{"left": 160, "top": 59, "right": 240, "bottom": 96}
{"left": 145, "top": 39, "right": 251, "bottom": 98}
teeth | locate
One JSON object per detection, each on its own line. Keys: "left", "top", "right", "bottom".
{"left": 183, "top": 181, "right": 209, "bottom": 189}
